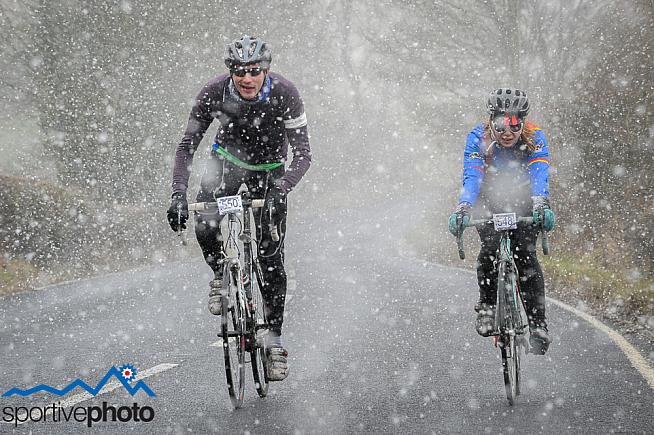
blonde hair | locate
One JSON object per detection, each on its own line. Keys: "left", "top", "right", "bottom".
{"left": 483, "top": 119, "right": 537, "bottom": 154}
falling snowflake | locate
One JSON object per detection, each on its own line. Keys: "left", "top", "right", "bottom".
{"left": 119, "top": 364, "right": 137, "bottom": 382}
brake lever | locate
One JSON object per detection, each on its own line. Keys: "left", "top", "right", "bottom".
{"left": 176, "top": 209, "right": 188, "bottom": 246}
{"left": 267, "top": 200, "right": 280, "bottom": 242}
{"left": 456, "top": 215, "right": 465, "bottom": 260}
{"left": 538, "top": 205, "right": 549, "bottom": 255}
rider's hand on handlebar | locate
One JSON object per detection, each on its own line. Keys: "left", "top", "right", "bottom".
{"left": 448, "top": 202, "right": 471, "bottom": 236}
{"left": 167, "top": 192, "right": 189, "bottom": 232}
{"left": 531, "top": 196, "right": 556, "bottom": 232}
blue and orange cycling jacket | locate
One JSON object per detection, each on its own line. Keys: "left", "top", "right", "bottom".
{"left": 458, "top": 122, "right": 550, "bottom": 216}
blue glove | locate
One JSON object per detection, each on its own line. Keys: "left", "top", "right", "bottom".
{"left": 532, "top": 196, "right": 555, "bottom": 231}
{"left": 448, "top": 203, "right": 471, "bottom": 236}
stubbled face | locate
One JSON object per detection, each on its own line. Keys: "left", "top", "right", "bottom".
{"left": 231, "top": 64, "right": 267, "bottom": 100}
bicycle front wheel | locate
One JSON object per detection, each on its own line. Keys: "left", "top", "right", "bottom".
{"left": 501, "top": 334, "right": 519, "bottom": 405}
{"left": 249, "top": 262, "right": 269, "bottom": 397}
{"left": 222, "top": 267, "right": 246, "bottom": 409}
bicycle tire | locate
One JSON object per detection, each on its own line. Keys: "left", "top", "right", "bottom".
{"left": 251, "top": 338, "right": 269, "bottom": 397}
{"left": 501, "top": 334, "right": 518, "bottom": 405}
{"left": 496, "top": 261, "right": 511, "bottom": 333}
{"left": 515, "top": 338, "right": 523, "bottom": 396}
{"left": 497, "top": 254, "right": 521, "bottom": 405}
{"left": 222, "top": 266, "right": 246, "bottom": 409}
{"left": 507, "top": 261, "right": 525, "bottom": 397}
{"left": 249, "top": 260, "right": 269, "bottom": 397}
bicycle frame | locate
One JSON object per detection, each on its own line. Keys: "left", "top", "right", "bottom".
{"left": 456, "top": 214, "right": 549, "bottom": 405}
{"left": 223, "top": 198, "right": 268, "bottom": 353}
{"left": 189, "top": 193, "right": 265, "bottom": 310}
{"left": 188, "top": 190, "right": 270, "bottom": 408}
{"left": 495, "top": 232, "right": 529, "bottom": 337}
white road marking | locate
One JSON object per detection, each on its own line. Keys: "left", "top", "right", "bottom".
{"left": 547, "top": 297, "right": 654, "bottom": 389}
{"left": 7, "top": 363, "right": 178, "bottom": 426}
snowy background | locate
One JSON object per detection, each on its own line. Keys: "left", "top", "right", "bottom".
{"left": 1, "top": 1, "right": 652, "bottom": 326}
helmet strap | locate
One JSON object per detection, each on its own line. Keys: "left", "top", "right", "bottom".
{"left": 489, "top": 117, "right": 498, "bottom": 141}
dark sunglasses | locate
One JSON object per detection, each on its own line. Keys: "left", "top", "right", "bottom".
{"left": 491, "top": 115, "right": 523, "bottom": 133}
{"left": 231, "top": 66, "right": 265, "bottom": 77}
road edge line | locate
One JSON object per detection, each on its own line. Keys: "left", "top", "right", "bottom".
{"left": 445, "top": 264, "right": 654, "bottom": 389}
{"left": 546, "top": 297, "right": 654, "bottom": 389}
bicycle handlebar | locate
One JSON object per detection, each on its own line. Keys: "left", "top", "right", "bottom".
{"left": 466, "top": 216, "right": 535, "bottom": 227}
{"left": 180, "top": 198, "right": 278, "bottom": 243}
{"left": 456, "top": 216, "right": 550, "bottom": 260}
{"left": 187, "top": 199, "right": 265, "bottom": 212}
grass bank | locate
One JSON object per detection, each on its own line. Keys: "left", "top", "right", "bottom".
{"left": 0, "top": 174, "right": 192, "bottom": 297}
{"left": 543, "top": 254, "right": 654, "bottom": 326}
{"left": 0, "top": 258, "right": 39, "bottom": 296}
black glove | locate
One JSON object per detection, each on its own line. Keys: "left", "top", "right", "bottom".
{"left": 167, "top": 192, "right": 189, "bottom": 232}
{"left": 268, "top": 179, "right": 287, "bottom": 216}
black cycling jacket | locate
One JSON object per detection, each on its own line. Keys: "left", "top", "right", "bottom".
{"left": 172, "top": 72, "right": 311, "bottom": 195}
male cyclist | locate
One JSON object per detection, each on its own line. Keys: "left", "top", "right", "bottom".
{"left": 448, "top": 88, "right": 555, "bottom": 354}
{"left": 167, "top": 35, "right": 311, "bottom": 380}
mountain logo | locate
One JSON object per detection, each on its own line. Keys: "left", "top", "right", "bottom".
{"left": 2, "top": 364, "right": 156, "bottom": 398}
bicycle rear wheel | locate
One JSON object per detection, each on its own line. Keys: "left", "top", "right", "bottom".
{"left": 515, "top": 337, "right": 524, "bottom": 396}
{"left": 250, "top": 262, "right": 269, "bottom": 397}
{"left": 251, "top": 337, "right": 269, "bottom": 397}
{"left": 222, "top": 267, "right": 246, "bottom": 409}
{"left": 501, "top": 334, "right": 519, "bottom": 405}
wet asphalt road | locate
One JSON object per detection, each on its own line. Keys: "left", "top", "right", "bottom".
{"left": 1, "top": 200, "right": 653, "bottom": 434}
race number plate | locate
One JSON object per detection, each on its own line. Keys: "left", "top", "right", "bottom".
{"left": 217, "top": 195, "right": 243, "bottom": 215}
{"left": 493, "top": 213, "right": 517, "bottom": 231}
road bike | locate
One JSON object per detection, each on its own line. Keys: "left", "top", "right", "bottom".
{"left": 456, "top": 212, "right": 549, "bottom": 405}
{"left": 187, "top": 188, "right": 274, "bottom": 409}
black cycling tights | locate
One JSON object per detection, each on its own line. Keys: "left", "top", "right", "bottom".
{"left": 476, "top": 224, "right": 546, "bottom": 326}
{"left": 194, "top": 158, "right": 287, "bottom": 335}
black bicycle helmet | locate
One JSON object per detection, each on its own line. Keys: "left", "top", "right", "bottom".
{"left": 224, "top": 35, "right": 272, "bottom": 70}
{"left": 487, "top": 88, "right": 530, "bottom": 118}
